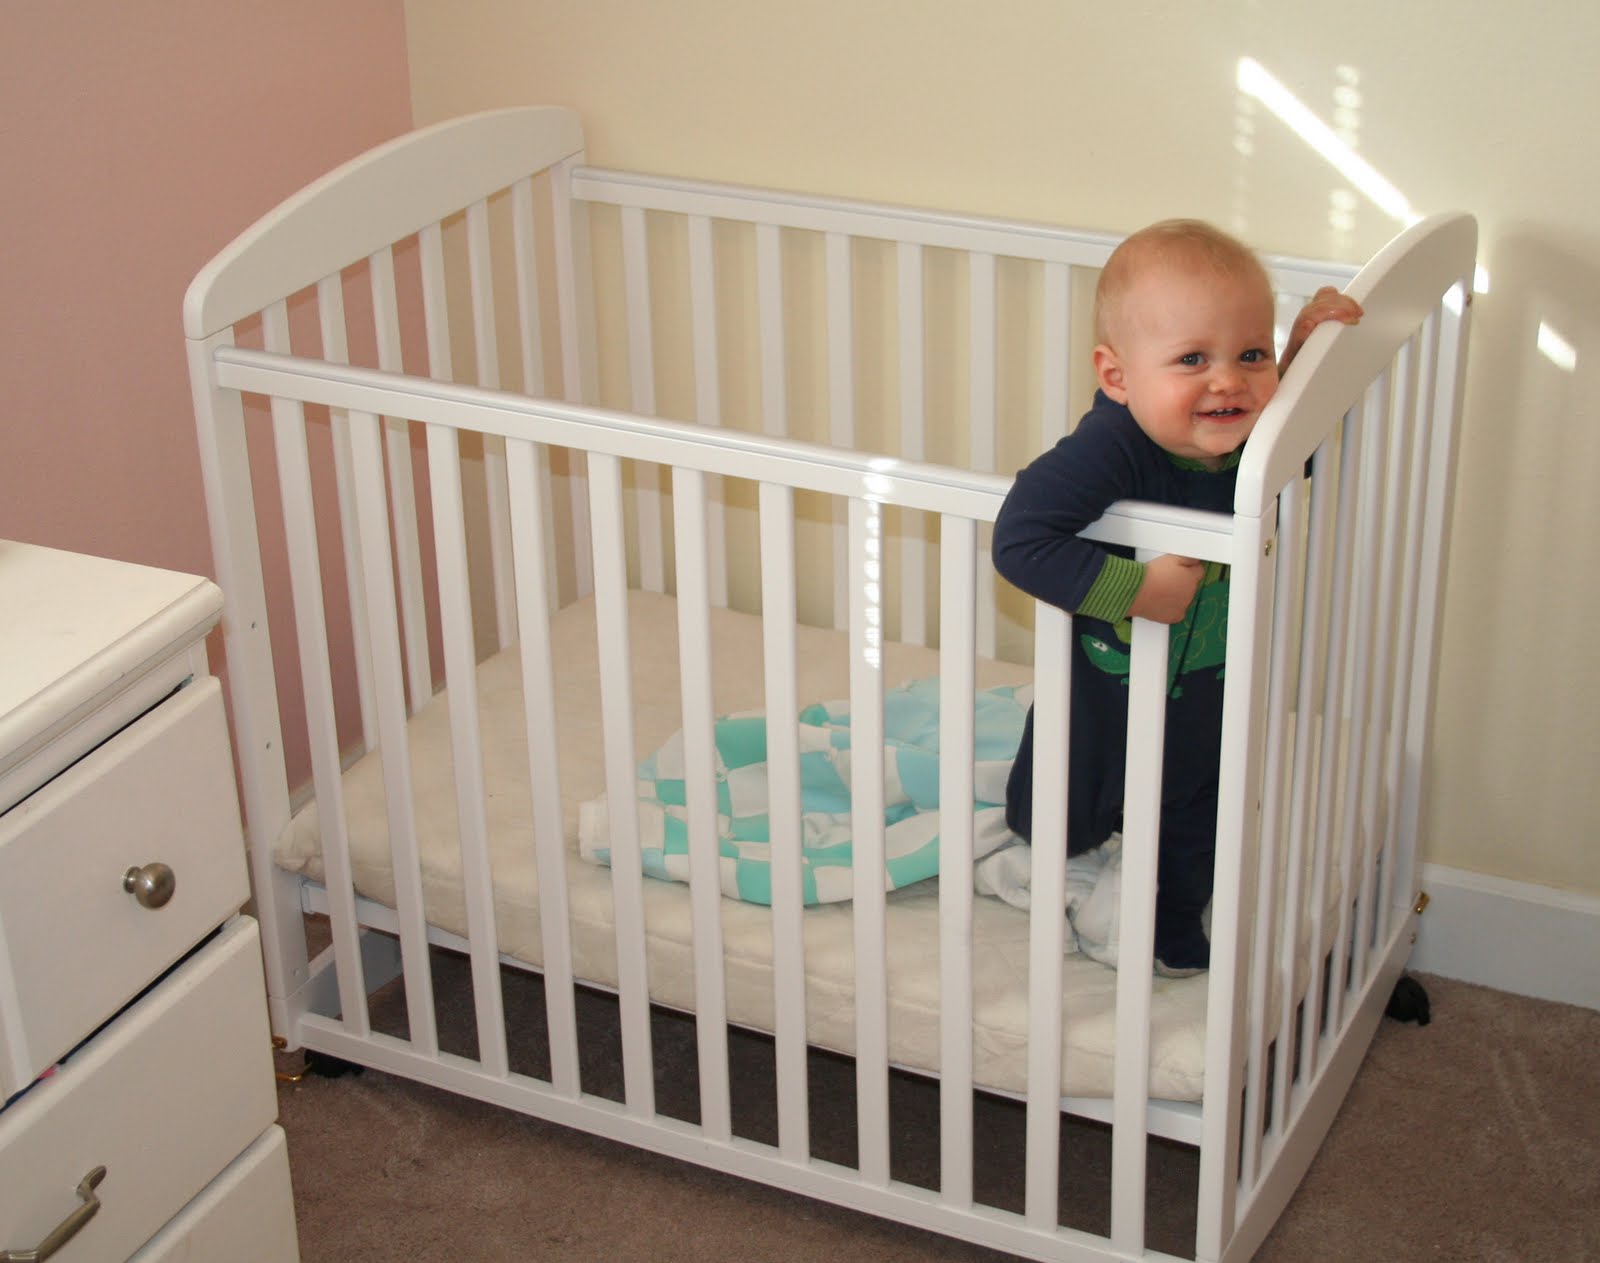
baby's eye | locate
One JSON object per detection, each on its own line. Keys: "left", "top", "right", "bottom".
{"left": 1178, "top": 352, "right": 1204, "bottom": 367}
{"left": 1240, "top": 348, "right": 1269, "bottom": 363}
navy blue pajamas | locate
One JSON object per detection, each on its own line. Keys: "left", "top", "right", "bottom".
{"left": 992, "top": 393, "right": 1237, "bottom": 970}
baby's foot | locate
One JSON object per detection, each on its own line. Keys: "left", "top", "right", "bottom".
{"left": 1153, "top": 914, "right": 1210, "bottom": 978}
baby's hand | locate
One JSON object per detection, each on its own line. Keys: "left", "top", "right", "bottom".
{"left": 1128, "top": 555, "right": 1205, "bottom": 624}
{"left": 1279, "top": 286, "right": 1364, "bottom": 375}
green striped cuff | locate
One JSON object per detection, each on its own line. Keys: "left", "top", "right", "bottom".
{"left": 1076, "top": 554, "right": 1145, "bottom": 622}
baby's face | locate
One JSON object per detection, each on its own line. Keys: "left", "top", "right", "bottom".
{"left": 1095, "top": 264, "right": 1280, "bottom": 469}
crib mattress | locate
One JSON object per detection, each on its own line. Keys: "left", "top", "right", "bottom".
{"left": 274, "top": 591, "right": 1214, "bottom": 1102}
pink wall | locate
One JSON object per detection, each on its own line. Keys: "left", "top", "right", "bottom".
{"left": 0, "top": 2, "right": 413, "bottom": 579}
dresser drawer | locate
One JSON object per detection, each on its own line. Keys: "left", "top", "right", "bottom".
{"left": 0, "top": 918, "right": 276, "bottom": 1262}
{"left": 130, "top": 1126, "right": 299, "bottom": 1262}
{"left": 0, "top": 676, "right": 249, "bottom": 1097}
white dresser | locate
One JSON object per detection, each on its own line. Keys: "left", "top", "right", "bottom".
{"left": 0, "top": 541, "right": 299, "bottom": 1261}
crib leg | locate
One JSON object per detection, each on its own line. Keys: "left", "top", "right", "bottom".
{"left": 1384, "top": 974, "right": 1432, "bottom": 1025}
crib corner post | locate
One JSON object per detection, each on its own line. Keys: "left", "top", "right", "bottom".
{"left": 1195, "top": 503, "right": 1279, "bottom": 1261}
{"left": 185, "top": 330, "right": 310, "bottom": 1024}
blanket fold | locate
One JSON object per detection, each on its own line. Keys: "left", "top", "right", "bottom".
{"left": 580, "top": 679, "right": 1029, "bottom": 904}
{"left": 578, "top": 676, "right": 1131, "bottom": 965}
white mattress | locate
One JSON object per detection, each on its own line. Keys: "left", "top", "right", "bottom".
{"left": 274, "top": 591, "right": 1214, "bottom": 1102}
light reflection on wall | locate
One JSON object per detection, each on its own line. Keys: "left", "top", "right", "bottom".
{"left": 1236, "top": 56, "right": 1416, "bottom": 226}
{"left": 1238, "top": 59, "right": 1497, "bottom": 313}
{"left": 1327, "top": 66, "right": 1362, "bottom": 249}
{"left": 1537, "top": 322, "right": 1578, "bottom": 372}
{"left": 1230, "top": 86, "right": 1256, "bottom": 242}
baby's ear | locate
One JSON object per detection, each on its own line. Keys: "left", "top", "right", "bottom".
{"left": 1093, "top": 344, "right": 1128, "bottom": 402}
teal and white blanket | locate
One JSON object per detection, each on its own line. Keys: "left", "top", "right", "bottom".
{"left": 578, "top": 678, "right": 1028, "bottom": 906}
{"left": 578, "top": 676, "right": 1135, "bottom": 967}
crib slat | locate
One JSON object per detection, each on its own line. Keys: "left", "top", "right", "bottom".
{"left": 263, "top": 301, "right": 371, "bottom": 1036}
{"left": 1023, "top": 602, "right": 1070, "bottom": 1230}
{"left": 968, "top": 253, "right": 998, "bottom": 472}
{"left": 1354, "top": 345, "right": 1416, "bottom": 981}
{"left": 687, "top": 214, "right": 729, "bottom": 608}
{"left": 589, "top": 451, "right": 655, "bottom": 1114}
{"left": 368, "top": 245, "right": 434, "bottom": 711}
{"left": 1302, "top": 404, "right": 1367, "bottom": 1080}
{"left": 466, "top": 198, "right": 518, "bottom": 650}
{"left": 1276, "top": 456, "right": 1338, "bottom": 1130}
{"left": 418, "top": 221, "right": 454, "bottom": 383}
{"left": 1380, "top": 319, "right": 1441, "bottom": 945}
{"left": 848, "top": 496, "right": 891, "bottom": 1187}
{"left": 756, "top": 223, "right": 788, "bottom": 441}
{"left": 551, "top": 154, "right": 596, "bottom": 598}
{"left": 1196, "top": 507, "right": 1279, "bottom": 1259}
{"left": 1396, "top": 288, "right": 1471, "bottom": 922}
{"left": 1273, "top": 461, "right": 1337, "bottom": 1146}
{"left": 1329, "top": 372, "right": 1391, "bottom": 1030}
{"left": 897, "top": 242, "right": 927, "bottom": 647}
{"left": 511, "top": 178, "right": 547, "bottom": 398}
{"left": 969, "top": 252, "right": 999, "bottom": 662}
{"left": 314, "top": 274, "right": 378, "bottom": 754}
{"left": 511, "top": 177, "right": 563, "bottom": 615}
{"left": 505, "top": 435, "right": 581, "bottom": 1097}
{"left": 347, "top": 405, "right": 438, "bottom": 1057}
{"left": 937, "top": 514, "right": 978, "bottom": 1209}
{"left": 1242, "top": 478, "right": 1304, "bottom": 1184}
{"left": 758, "top": 482, "right": 809, "bottom": 1162}
{"left": 1040, "top": 261, "right": 1073, "bottom": 447}
{"left": 424, "top": 416, "right": 510, "bottom": 1077}
{"left": 621, "top": 205, "right": 666, "bottom": 594}
{"left": 1110, "top": 615, "right": 1167, "bottom": 1254}
{"left": 826, "top": 232, "right": 854, "bottom": 631}
{"left": 672, "top": 466, "right": 733, "bottom": 1141}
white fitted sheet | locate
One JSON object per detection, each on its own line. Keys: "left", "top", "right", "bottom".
{"left": 273, "top": 591, "right": 1215, "bottom": 1101}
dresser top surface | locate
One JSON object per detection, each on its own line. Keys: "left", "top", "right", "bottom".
{"left": 0, "top": 541, "right": 223, "bottom": 761}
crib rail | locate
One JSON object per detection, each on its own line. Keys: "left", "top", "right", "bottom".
{"left": 185, "top": 105, "right": 1474, "bottom": 1263}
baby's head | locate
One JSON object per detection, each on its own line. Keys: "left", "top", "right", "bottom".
{"left": 1092, "top": 220, "right": 1280, "bottom": 469}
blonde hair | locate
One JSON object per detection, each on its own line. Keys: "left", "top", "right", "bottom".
{"left": 1094, "top": 219, "right": 1272, "bottom": 346}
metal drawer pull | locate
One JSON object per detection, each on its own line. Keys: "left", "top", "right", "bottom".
{"left": 1, "top": 1165, "right": 107, "bottom": 1262}
{"left": 123, "top": 862, "right": 176, "bottom": 909}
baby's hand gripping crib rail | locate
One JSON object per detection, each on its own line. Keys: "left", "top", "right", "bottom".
{"left": 185, "top": 106, "right": 1475, "bottom": 1262}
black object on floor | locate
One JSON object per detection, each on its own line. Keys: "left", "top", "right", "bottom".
{"left": 1385, "top": 974, "right": 1432, "bottom": 1025}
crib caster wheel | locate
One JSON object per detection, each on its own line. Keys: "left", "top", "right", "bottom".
{"left": 1385, "top": 974, "right": 1431, "bottom": 1025}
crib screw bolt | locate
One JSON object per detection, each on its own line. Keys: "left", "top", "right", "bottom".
{"left": 1413, "top": 891, "right": 1431, "bottom": 914}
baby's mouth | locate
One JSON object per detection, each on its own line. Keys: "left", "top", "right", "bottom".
{"left": 1200, "top": 407, "right": 1246, "bottom": 420}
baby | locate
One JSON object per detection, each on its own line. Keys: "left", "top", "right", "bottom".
{"left": 992, "top": 219, "right": 1360, "bottom": 974}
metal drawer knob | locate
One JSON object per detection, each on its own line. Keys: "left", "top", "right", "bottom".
{"left": 122, "top": 862, "right": 176, "bottom": 909}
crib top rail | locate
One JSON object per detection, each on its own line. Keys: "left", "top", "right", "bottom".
{"left": 183, "top": 106, "right": 584, "bottom": 340}
{"left": 570, "top": 164, "right": 1357, "bottom": 302}
{"left": 1236, "top": 212, "right": 1478, "bottom": 517}
{"left": 210, "top": 342, "right": 1017, "bottom": 521}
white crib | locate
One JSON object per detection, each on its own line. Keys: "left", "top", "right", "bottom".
{"left": 184, "top": 106, "right": 1474, "bottom": 1261}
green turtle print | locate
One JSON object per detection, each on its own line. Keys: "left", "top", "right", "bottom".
{"left": 1079, "top": 561, "right": 1229, "bottom": 697}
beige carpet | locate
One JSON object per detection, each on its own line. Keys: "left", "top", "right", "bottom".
{"left": 274, "top": 956, "right": 1599, "bottom": 1262}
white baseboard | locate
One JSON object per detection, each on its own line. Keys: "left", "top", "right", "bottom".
{"left": 1409, "top": 863, "right": 1600, "bottom": 1010}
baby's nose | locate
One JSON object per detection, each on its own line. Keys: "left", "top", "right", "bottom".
{"left": 1209, "top": 362, "right": 1245, "bottom": 391}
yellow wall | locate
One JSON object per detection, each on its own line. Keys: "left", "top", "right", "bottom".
{"left": 401, "top": 0, "right": 1600, "bottom": 897}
